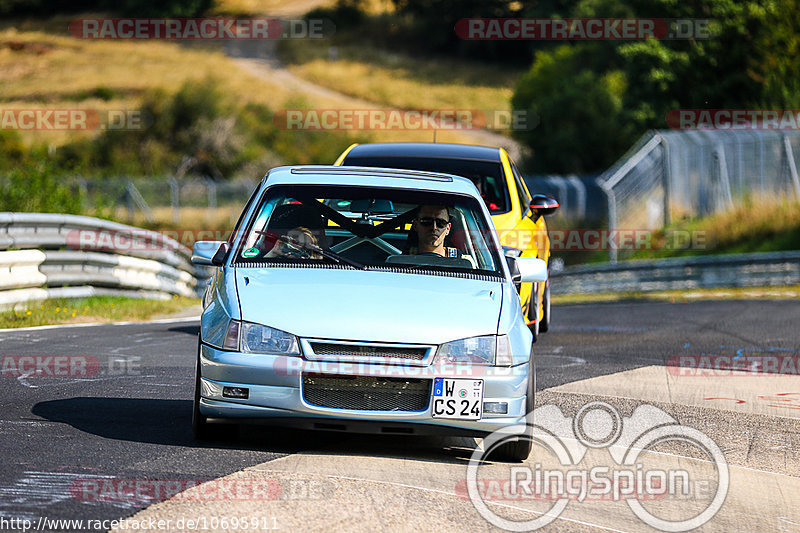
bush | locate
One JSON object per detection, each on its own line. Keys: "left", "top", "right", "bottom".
{"left": 54, "top": 78, "right": 364, "bottom": 179}
{"left": 0, "top": 162, "right": 84, "bottom": 213}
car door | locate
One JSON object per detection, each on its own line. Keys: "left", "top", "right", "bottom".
{"left": 504, "top": 155, "right": 548, "bottom": 325}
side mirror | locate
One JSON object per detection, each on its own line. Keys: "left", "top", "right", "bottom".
{"left": 505, "top": 255, "right": 522, "bottom": 284}
{"left": 515, "top": 257, "right": 548, "bottom": 283}
{"left": 192, "top": 241, "right": 228, "bottom": 266}
{"left": 530, "top": 194, "right": 559, "bottom": 218}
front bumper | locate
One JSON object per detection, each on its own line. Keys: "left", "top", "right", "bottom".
{"left": 198, "top": 343, "right": 531, "bottom": 437}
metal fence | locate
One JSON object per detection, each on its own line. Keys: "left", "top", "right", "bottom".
{"left": 524, "top": 175, "right": 605, "bottom": 222}
{"left": 598, "top": 130, "right": 800, "bottom": 261}
{"left": 551, "top": 251, "right": 800, "bottom": 294}
{"left": 75, "top": 177, "right": 258, "bottom": 223}
{"left": 81, "top": 175, "right": 603, "bottom": 224}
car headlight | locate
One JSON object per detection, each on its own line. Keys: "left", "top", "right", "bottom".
{"left": 437, "top": 335, "right": 511, "bottom": 365}
{"left": 222, "top": 320, "right": 300, "bottom": 355}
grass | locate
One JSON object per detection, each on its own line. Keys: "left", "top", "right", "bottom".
{"left": 626, "top": 196, "right": 800, "bottom": 260}
{"left": 0, "top": 295, "right": 199, "bottom": 329}
{"left": 0, "top": 23, "right": 295, "bottom": 146}
{"left": 552, "top": 285, "right": 800, "bottom": 305}
{"left": 279, "top": 40, "right": 520, "bottom": 113}
{"left": 0, "top": 18, "right": 489, "bottom": 154}
{"left": 213, "top": 0, "right": 337, "bottom": 16}
{"left": 547, "top": 196, "right": 800, "bottom": 267}
{"left": 118, "top": 206, "right": 240, "bottom": 246}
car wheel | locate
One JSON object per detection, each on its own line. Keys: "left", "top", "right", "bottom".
{"left": 527, "top": 282, "right": 539, "bottom": 343}
{"left": 539, "top": 279, "right": 551, "bottom": 333}
{"left": 192, "top": 337, "right": 220, "bottom": 441}
{"left": 490, "top": 356, "right": 535, "bottom": 462}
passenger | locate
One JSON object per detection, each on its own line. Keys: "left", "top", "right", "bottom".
{"left": 264, "top": 226, "right": 322, "bottom": 259}
{"left": 411, "top": 205, "right": 452, "bottom": 257}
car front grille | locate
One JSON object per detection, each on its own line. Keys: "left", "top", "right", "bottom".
{"left": 309, "top": 342, "right": 428, "bottom": 361}
{"left": 302, "top": 374, "right": 431, "bottom": 411}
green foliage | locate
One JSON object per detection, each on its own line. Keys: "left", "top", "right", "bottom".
{"left": 51, "top": 78, "right": 362, "bottom": 179}
{"left": 509, "top": 0, "right": 800, "bottom": 173}
{"left": 0, "top": 161, "right": 84, "bottom": 213}
{"left": 0, "top": 131, "right": 25, "bottom": 166}
{"left": 512, "top": 44, "right": 635, "bottom": 173}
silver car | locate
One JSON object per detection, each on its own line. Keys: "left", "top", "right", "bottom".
{"left": 191, "top": 165, "right": 548, "bottom": 460}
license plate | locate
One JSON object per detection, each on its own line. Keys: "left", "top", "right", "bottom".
{"left": 431, "top": 378, "right": 483, "bottom": 420}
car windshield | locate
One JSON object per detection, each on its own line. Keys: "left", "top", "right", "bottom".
{"left": 341, "top": 156, "right": 510, "bottom": 213}
{"left": 234, "top": 184, "right": 503, "bottom": 276}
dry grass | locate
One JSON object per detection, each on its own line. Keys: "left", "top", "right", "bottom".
{"left": 0, "top": 21, "right": 492, "bottom": 150}
{"left": 0, "top": 23, "right": 292, "bottom": 145}
{"left": 213, "top": 0, "right": 392, "bottom": 16}
{"left": 119, "top": 206, "right": 240, "bottom": 232}
{"left": 626, "top": 195, "right": 800, "bottom": 259}
{"left": 696, "top": 196, "right": 800, "bottom": 250}
{"left": 213, "top": 0, "right": 335, "bottom": 16}
{"left": 281, "top": 41, "right": 519, "bottom": 112}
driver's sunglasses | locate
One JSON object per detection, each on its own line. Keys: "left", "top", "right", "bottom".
{"left": 417, "top": 217, "right": 450, "bottom": 229}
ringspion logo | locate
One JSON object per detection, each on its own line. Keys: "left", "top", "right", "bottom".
{"left": 466, "top": 402, "right": 728, "bottom": 531}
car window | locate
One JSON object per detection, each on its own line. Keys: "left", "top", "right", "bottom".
{"left": 341, "top": 155, "right": 511, "bottom": 214}
{"left": 234, "top": 184, "right": 503, "bottom": 276}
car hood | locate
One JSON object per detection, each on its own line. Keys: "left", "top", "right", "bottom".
{"left": 234, "top": 268, "right": 503, "bottom": 345}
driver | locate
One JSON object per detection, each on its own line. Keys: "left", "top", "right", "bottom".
{"left": 411, "top": 205, "right": 454, "bottom": 257}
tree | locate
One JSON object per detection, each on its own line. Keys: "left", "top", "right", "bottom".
{"left": 511, "top": 44, "right": 635, "bottom": 173}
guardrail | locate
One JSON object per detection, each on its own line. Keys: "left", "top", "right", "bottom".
{"left": 551, "top": 251, "right": 800, "bottom": 294}
{"left": 0, "top": 213, "right": 210, "bottom": 311}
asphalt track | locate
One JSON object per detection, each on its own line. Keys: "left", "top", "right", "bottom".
{"left": 1, "top": 299, "right": 799, "bottom": 532}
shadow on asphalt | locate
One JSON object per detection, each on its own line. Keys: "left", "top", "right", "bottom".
{"left": 31, "top": 397, "right": 476, "bottom": 463}
{"left": 167, "top": 324, "right": 200, "bottom": 336}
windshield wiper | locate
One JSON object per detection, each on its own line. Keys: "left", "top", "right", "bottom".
{"left": 274, "top": 234, "right": 367, "bottom": 270}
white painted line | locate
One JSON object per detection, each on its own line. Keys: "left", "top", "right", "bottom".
{"left": 0, "top": 315, "right": 198, "bottom": 333}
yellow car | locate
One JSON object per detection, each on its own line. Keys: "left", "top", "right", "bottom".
{"left": 335, "top": 142, "right": 558, "bottom": 341}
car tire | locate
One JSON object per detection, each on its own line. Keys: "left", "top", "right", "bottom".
{"left": 490, "top": 355, "right": 535, "bottom": 462}
{"left": 539, "top": 279, "right": 551, "bottom": 333}
{"left": 192, "top": 337, "right": 220, "bottom": 441}
{"left": 527, "top": 282, "right": 539, "bottom": 343}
